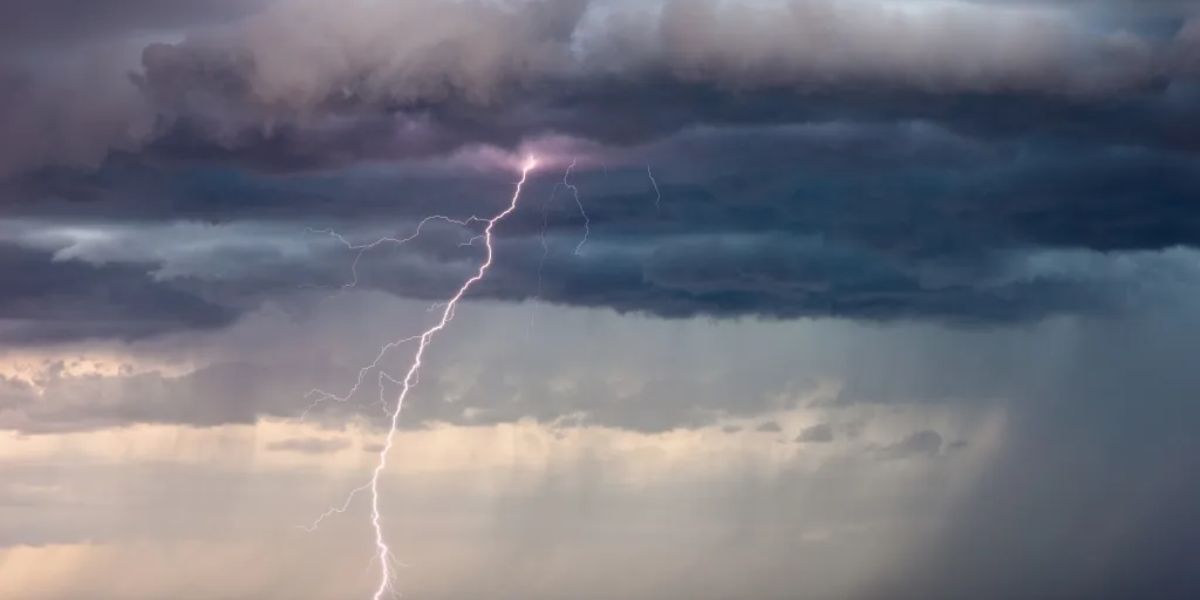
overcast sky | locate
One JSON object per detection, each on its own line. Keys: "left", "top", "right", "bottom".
{"left": 2, "top": 1, "right": 1199, "bottom": 598}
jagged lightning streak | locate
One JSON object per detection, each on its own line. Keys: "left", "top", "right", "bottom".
{"left": 525, "top": 158, "right": 591, "bottom": 338}
{"left": 646, "top": 165, "right": 661, "bottom": 210}
{"left": 300, "top": 482, "right": 373, "bottom": 533}
{"left": 355, "top": 156, "right": 539, "bottom": 600}
{"left": 300, "top": 335, "right": 421, "bottom": 420}
{"left": 307, "top": 214, "right": 489, "bottom": 299}
{"left": 301, "top": 212, "right": 508, "bottom": 418}
{"left": 562, "top": 159, "right": 589, "bottom": 255}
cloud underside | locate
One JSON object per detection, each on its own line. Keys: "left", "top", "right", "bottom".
{"left": 4, "top": 141, "right": 1200, "bottom": 342}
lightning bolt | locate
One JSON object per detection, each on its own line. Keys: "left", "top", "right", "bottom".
{"left": 524, "top": 157, "right": 594, "bottom": 339}
{"left": 299, "top": 335, "right": 421, "bottom": 420}
{"left": 562, "top": 159, "right": 589, "bottom": 255}
{"left": 300, "top": 212, "right": 513, "bottom": 418}
{"left": 299, "top": 482, "right": 373, "bottom": 533}
{"left": 315, "top": 157, "right": 538, "bottom": 600}
{"left": 646, "top": 165, "right": 661, "bottom": 210}
{"left": 307, "top": 214, "right": 489, "bottom": 300}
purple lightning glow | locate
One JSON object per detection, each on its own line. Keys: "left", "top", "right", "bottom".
{"left": 334, "top": 156, "right": 536, "bottom": 599}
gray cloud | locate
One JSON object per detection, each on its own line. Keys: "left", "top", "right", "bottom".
{"left": 0, "top": 0, "right": 268, "bottom": 52}
{"left": 797, "top": 423, "right": 834, "bottom": 443}
{"left": 0, "top": 243, "right": 234, "bottom": 343}
{"left": 3, "top": 0, "right": 1199, "bottom": 176}
{"left": 755, "top": 421, "right": 783, "bottom": 433}
{"left": 0, "top": 375, "right": 37, "bottom": 414}
{"left": 0, "top": 61, "right": 150, "bottom": 177}
{"left": 139, "top": 0, "right": 1187, "bottom": 116}
{"left": 654, "top": 0, "right": 1158, "bottom": 94}
{"left": 120, "top": 0, "right": 1198, "bottom": 172}
{"left": 857, "top": 321, "right": 1200, "bottom": 599}
{"left": 0, "top": 362, "right": 300, "bottom": 433}
{"left": 266, "top": 436, "right": 350, "bottom": 454}
{"left": 0, "top": 3, "right": 1197, "bottom": 342}
{"left": 878, "top": 429, "right": 943, "bottom": 459}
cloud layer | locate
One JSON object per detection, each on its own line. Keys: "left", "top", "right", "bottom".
{"left": 1, "top": 1, "right": 1199, "bottom": 341}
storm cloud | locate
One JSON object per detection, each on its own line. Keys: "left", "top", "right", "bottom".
{"left": 3, "top": 4, "right": 1200, "bottom": 597}
{"left": 1, "top": 0, "right": 1200, "bottom": 337}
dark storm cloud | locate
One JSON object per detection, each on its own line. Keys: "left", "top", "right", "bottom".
{"left": 3, "top": 0, "right": 1200, "bottom": 336}
{"left": 0, "top": 64, "right": 149, "bottom": 178}
{"left": 12, "top": 122, "right": 1200, "bottom": 252}
{"left": 129, "top": 0, "right": 1169, "bottom": 117}
{"left": 115, "top": 77, "right": 1200, "bottom": 177}
{"left": 0, "top": 243, "right": 234, "bottom": 343}
{"left": 2, "top": 3, "right": 1198, "bottom": 598}
{"left": 0, "top": 0, "right": 270, "bottom": 52}
{"left": 6, "top": 143, "right": 1200, "bottom": 337}
{"left": 0, "top": 0, "right": 270, "bottom": 175}
{"left": 122, "top": 0, "right": 1187, "bottom": 164}
{"left": 4, "top": 0, "right": 1200, "bottom": 176}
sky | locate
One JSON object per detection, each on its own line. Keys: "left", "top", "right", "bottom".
{"left": 1, "top": 0, "right": 1199, "bottom": 598}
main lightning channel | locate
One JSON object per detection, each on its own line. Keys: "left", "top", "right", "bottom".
{"left": 363, "top": 157, "right": 538, "bottom": 600}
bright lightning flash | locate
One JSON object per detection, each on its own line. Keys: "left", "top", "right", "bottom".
{"left": 307, "top": 156, "right": 537, "bottom": 600}
{"left": 364, "top": 157, "right": 535, "bottom": 597}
